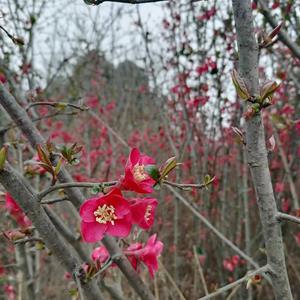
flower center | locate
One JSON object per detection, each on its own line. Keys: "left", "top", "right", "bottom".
{"left": 94, "top": 204, "right": 117, "bottom": 225}
{"left": 133, "top": 164, "right": 147, "bottom": 182}
{"left": 144, "top": 205, "right": 152, "bottom": 222}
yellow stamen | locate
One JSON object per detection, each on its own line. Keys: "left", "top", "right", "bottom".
{"left": 133, "top": 164, "right": 147, "bottom": 182}
{"left": 94, "top": 204, "right": 117, "bottom": 225}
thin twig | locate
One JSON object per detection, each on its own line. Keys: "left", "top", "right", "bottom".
{"left": 25, "top": 102, "right": 89, "bottom": 112}
{"left": 167, "top": 186, "right": 267, "bottom": 276}
{"left": 40, "top": 197, "right": 70, "bottom": 205}
{"left": 163, "top": 180, "right": 212, "bottom": 191}
{"left": 14, "top": 237, "right": 43, "bottom": 244}
{"left": 92, "top": 259, "right": 113, "bottom": 278}
{"left": 159, "top": 259, "right": 187, "bottom": 300}
{"left": 193, "top": 245, "right": 209, "bottom": 296}
{"left": 198, "top": 265, "right": 270, "bottom": 300}
{"left": 38, "top": 181, "right": 118, "bottom": 200}
{"left": 276, "top": 212, "right": 300, "bottom": 225}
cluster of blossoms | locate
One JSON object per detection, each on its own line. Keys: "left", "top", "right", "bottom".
{"left": 79, "top": 148, "right": 163, "bottom": 277}
{"left": 223, "top": 255, "right": 244, "bottom": 272}
{"left": 92, "top": 234, "right": 163, "bottom": 278}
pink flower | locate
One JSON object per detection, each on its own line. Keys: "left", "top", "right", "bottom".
{"left": 223, "top": 259, "right": 235, "bottom": 272}
{"left": 80, "top": 188, "right": 132, "bottom": 242}
{"left": 119, "top": 148, "right": 156, "bottom": 194}
{"left": 125, "top": 234, "right": 164, "bottom": 278}
{"left": 3, "top": 284, "right": 16, "bottom": 300}
{"left": 275, "top": 182, "right": 285, "bottom": 193}
{"left": 91, "top": 246, "right": 110, "bottom": 264}
{"left": 5, "top": 193, "right": 31, "bottom": 228}
{"left": 130, "top": 198, "right": 158, "bottom": 230}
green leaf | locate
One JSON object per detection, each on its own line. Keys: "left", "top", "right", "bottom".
{"left": 0, "top": 146, "right": 8, "bottom": 170}
{"left": 144, "top": 165, "right": 160, "bottom": 181}
{"left": 159, "top": 156, "right": 177, "bottom": 180}
{"left": 54, "top": 158, "right": 63, "bottom": 175}
{"left": 91, "top": 185, "right": 101, "bottom": 194}
{"left": 196, "top": 246, "right": 204, "bottom": 255}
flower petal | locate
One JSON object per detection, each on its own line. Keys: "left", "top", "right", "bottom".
{"left": 79, "top": 198, "right": 100, "bottom": 222}
{"left": 106, "top": 215, "right": 132, "bottom": 238}
{"left": 81, "top": 221, "right": 107, "bottom": 242}
{"left": 129, "top": 148, "right": 140, "bottom": 166}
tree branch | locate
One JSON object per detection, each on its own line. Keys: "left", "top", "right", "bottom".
{"left": 198, "top": 265, "right": 270, "bottom": 300}
{"left": 38, "top": 181, "right": 118, "bottom": 200}
{"left": 0, "top": 82, "right": 156, "bottom": 300}
{"left": 258, "top": 0, "right": 300, "bottom": 60}
{"left": 0, "top": 163, "right": 103, "bottom": 300}
{"left": 166, "top": 186, "right": 264, "bottom": 274}
{"left": 232, "top": 1, "right": 292, "bottom": 299}
{"left": 276, "top": 212, "right": 300, "bottom": 225}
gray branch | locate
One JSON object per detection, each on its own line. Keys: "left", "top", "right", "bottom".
{"left": 0, "top": 163, "right": 103, "bottom": 300}
{"left": 231, "top": 1, "right": 292, "bottom": 299}
{"left": 198, "top": 265, "right": 270, "bottom": 300}
{"left": 258, "top": 0, "right": 300, "bottom": 60}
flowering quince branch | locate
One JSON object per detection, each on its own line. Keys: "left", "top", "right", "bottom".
{"left": 162, "top": 176, "right": 215, "bottom": 191}
{"left": 198, "top": 265, "right": 270, "bottom": 300}
{"left": 37, "top": 181, "right": 118, "bottom": 200}
{"left": 0, "top": 163, "right": 104, "bottom": 300}
{"left": 0, "top": 84, "right": 156, "bottom": 300}
{"left": 276, "top": 212, "right": 300, "bottom": 225}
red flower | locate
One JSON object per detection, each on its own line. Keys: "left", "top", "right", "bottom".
{"left": 130, "top": 198, "right": 158, "bottom": 230}
{"left": 125, "top": 234, "right": 163, "bottom": 278}
{"left": 5, "top": 193, "right": 31, "bottom": 228}
{"left": 223, "top": 255, "right": 241, "bottom": 272}
{"left": 80, "top": 188, "right": 132, "bottom": 242}
{"left": 120, "top": 148, "right": 156, "bottom": 194}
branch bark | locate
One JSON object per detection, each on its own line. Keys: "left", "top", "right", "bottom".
{"left": 231, "top": 1, "right": 292, "bottom": 299}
